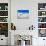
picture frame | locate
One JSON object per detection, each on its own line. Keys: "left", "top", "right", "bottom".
{"left": 17, "top": 10, "right": 29, "bottom": 19}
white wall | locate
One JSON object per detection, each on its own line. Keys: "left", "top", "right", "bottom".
{"left": 11, "top": 0, "right": 38, "bottom": 45}
{"left": 11, "top": 0, "right": 46, "bottom": 46}
{"left": 11, "top": 0, "right": 38, "bottom": 30}
{"left": 11, "top": 0, "right": 46, "bottom": 29}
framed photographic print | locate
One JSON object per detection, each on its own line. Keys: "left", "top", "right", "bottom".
{"left": 17, "top": 10, "right": 29, "bottom": 19}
